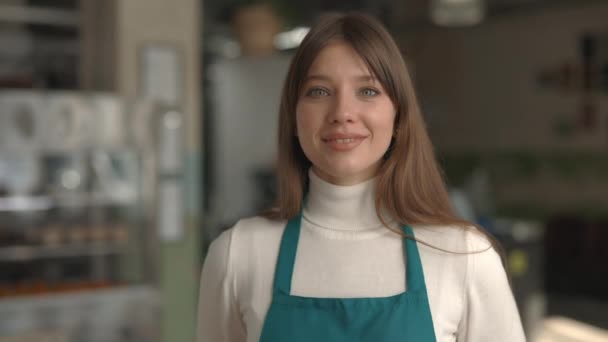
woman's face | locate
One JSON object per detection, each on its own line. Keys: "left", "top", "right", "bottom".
{"left": 296, "top": 41, "right": 396, "bottom": 185}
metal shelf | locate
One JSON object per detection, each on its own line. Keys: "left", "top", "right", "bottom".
{"left": 0, "top": 243, "right": 127, "bottom": 262}
{"left": 0, "top": 5, "right": 79, "bottom": 27}
{"left": 0, "top": 196, "right": 52, "bottom": 212}
{"left": 0, "top": 192, "right": 137, "bottom": 212}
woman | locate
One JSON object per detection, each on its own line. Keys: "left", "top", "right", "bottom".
{"left": 198, "top": 12, "right": 525, "bottom": 342}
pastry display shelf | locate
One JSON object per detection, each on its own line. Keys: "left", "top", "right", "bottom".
{"left": 0, "top": 193, "right": 137, "bottom": 212}
{"left": 0, "top": 242, "right": 128, "bottom": 262}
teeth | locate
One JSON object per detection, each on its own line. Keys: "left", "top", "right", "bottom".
{"left": 335, "top": 138, "right": 355, "bottom": 143}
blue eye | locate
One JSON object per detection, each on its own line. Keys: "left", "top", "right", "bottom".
{"left": 306, "top": 88, "right": 329, "bottom": 97}
{"left": 360, "top": 88, "right": 379, "bottom": 97}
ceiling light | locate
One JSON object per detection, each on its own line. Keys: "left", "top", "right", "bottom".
{"left": 274, "top": 27, "right": 310, "bottom": 50}
{"left": 430, "top": 0, "right": 485, "bottom": 27}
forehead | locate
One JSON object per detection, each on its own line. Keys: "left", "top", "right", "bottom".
{"left": 306, "top": 40, "right": 373, "bottom": 77}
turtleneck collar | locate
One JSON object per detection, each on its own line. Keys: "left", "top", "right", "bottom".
{"left": 303, "top": 168, "right": 386, "bottom": 231}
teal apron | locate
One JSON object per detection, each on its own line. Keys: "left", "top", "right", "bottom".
{"left": 259, "top": 213, "right": 437, "bottom": 341}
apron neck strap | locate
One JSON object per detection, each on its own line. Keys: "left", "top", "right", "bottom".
{"left": 402, "top": 225, "right": 426, "bottom": 292}
{"left": 274, "top": 215, "right": 301, "bottom": 295}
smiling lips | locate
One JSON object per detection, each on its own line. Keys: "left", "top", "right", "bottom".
{"left": 322, "top": 133, "right": 368, "bottom": 151}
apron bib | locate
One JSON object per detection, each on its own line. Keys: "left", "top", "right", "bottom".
{"left": 259, "top": 213, "right": 437, "bottom": 341}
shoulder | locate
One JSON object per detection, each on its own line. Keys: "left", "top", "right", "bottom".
{"left": 230, "top": 215, "right": 287, "bottom": 245}
{"left": 412, "top": 223, "right": 507, "bottom": 297}
{"left": 412, "top": 224, "right": 503, "bottom": 287}
{"left": 412, "top": 224, "right": 493, "bottom": 255}
{"left": 209, "top": 215, "right": 286, "bottom": 253}
{"left": 207, "top": 215, "right": 287, "bottom": 274}
{"left": 203, "top": 215, "right": 287, "bottom": 298}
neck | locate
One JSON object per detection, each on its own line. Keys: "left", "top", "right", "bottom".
{"left": 304, "top": 169, "right": 386, "bottom": 231}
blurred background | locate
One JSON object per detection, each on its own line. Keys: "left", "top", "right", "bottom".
{"left": 0, "top": 0, "right": 607, "bottom": 341}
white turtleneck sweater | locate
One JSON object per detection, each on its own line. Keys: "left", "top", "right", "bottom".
{"left": 197, "top": 171, "right": 525, "bottom": 342}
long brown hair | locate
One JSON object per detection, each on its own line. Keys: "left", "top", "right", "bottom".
{"left": 264, "top": 12, "right": 501, "bottom": 257}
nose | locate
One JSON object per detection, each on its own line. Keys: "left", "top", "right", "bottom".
{"left": 327, "top": 91, "right": 356, "bottom": 124}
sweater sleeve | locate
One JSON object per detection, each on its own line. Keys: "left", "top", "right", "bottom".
{"left": 457, "top": 236, "right": 526, "bottom": 342}
{"left": 197, "top": 228, "right": 246, "bottom": 342}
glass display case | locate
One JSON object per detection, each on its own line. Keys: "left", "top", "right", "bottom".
{"left": 0, "top": 91, "right": 179, "bottom": 342}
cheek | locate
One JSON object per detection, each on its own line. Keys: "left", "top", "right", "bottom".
{"left": 295, "top": 104, "right": 321, "bottom": 138}
{"left": 372, "top": 107, "right": 396, "bottom": 143}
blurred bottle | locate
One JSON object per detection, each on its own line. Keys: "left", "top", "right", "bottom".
{"left": 464, "top": 167, "right": 496, "bottom": 232}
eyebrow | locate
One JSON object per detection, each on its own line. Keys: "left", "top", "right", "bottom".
{"left": 304, "top": 74, "right": 377, "bottom": 82}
